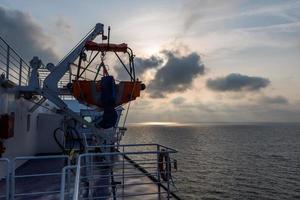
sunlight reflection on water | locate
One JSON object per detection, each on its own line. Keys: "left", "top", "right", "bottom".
{"left": 122, "top": 123, "right": 300, "bottom": 200}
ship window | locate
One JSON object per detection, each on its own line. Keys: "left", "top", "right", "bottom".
{"left": 84, "top": 116, "right": 92, "bottom": 123}
{"left": 83, "top": 116, "right": 92, "bottom": 128}
{"left": 27, "top": 114, "right": 31, "bottom": 132}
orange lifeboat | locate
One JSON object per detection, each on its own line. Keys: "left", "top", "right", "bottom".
{"left": 70, "top": 38, "right": 145, "bottom": 108}
{"left": 71, "top": 80, "right": 145, "bottom": 108}
{"left": 85, "top": 41, "right": 128, "bottom": 53}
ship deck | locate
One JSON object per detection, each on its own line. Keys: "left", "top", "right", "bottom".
{"left": 0, "top": 154, "right": 174, "bottom": 200}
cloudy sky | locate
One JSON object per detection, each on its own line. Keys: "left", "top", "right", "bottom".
{"left": 0, "top": 0, "right": 300, "bottom": 123}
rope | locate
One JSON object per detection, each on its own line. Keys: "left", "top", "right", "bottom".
{"left": 94, "top": 52, "right": 108, "bottom": 81}
{"left": 114, "top": 51, "right": 134, "bottom": 80}
{"left": 122, "top": 81, "right": 137, "bottom": 128}
{"left": 70, "top": 63, "right": 122, "bottom": 82}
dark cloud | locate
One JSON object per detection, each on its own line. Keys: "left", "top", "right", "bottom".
{"left": 115, "top": 55, "right": 163, "bottom": 80}
{"left": 206, "top": 73, "right": 270, "bottom": 92}
{"left": 148, "top": 51, "right": 205, "bottom": 98}
{"left": 258, "top": 95, "right": 289, "bottom": 105}
{"left": 135, "top": 56, "right": 163, "bottom": 77}
{"left": 0, "top": 6, "right": 58, "bottom": 63}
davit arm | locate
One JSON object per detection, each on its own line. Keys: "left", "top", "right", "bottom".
{"left": 40, "top": 23, "right": 104, "bottom": 131}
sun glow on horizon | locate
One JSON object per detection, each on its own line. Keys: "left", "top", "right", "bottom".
{"left": 131, "top": 121, "right": 180, "bottom": 126}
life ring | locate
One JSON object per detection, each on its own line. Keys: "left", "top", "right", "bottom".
{"left": 158, "top": 151, "right": 171, "bottom": 181}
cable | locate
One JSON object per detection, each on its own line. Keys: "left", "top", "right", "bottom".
{"left": 53, "top": 124, "right": 85, "bottom": 155}
{"left": 53, "top": 127, "right": 67, "bottom": 154}
{"left": 122, "top": 81, "right": 137, "bottom": 128}
{"left": 71, "top": 126, "right": 85, "bottom": 152}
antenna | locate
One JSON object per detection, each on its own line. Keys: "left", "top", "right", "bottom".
{"left": 107, "top": 26, "right": 111, "bottom": 47}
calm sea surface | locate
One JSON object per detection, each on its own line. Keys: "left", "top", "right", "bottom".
{"left": 122, "top": 123, "right": 300, "bottom": 200}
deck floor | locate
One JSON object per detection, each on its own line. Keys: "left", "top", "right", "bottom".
{"left": 0, "top": 156, "right": 169, "bottom": 200}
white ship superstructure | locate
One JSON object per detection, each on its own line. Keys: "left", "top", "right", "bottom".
{"left": 0, "top": 23, "right": 180, "bottom": 200}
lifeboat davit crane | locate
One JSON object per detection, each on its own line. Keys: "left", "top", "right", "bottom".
{"left": 14, "top": 23, "right": 145, "bottom": 135}
{"left": 71, "top": 28, "right": 145, "bottom": 108}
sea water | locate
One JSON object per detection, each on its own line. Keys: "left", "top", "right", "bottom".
{"left": 122, "top": 123, "right": 300, "bottom": 200}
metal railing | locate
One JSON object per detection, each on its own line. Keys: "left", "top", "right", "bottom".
{"left": 38, "top": 67, "right": 75, "bottom": 99}
{"left": 0, "top": 35, "right": 75, "bottom": 100}
{"left": 11, "top": 155, "right": 69, "bottom": 200}
{"left": 60, "top": 166, "right": 77, "bottom": 200}
{"left": 0, "top": 158, "right": 10, "bottom": 200}
{"left": 70, "top": 144, "right": 178, "bottom": 200}
{"left": 0, "top": 35, "right": 113, "bottom": 100}
{"left": 38, "top": 68, "right": 73, "bottom": 89}
{"left": 0, "top": 36, "right": 30, "bottom": 86}
{"left": 0, "top": 144, "right": 179, "bottom": 200}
